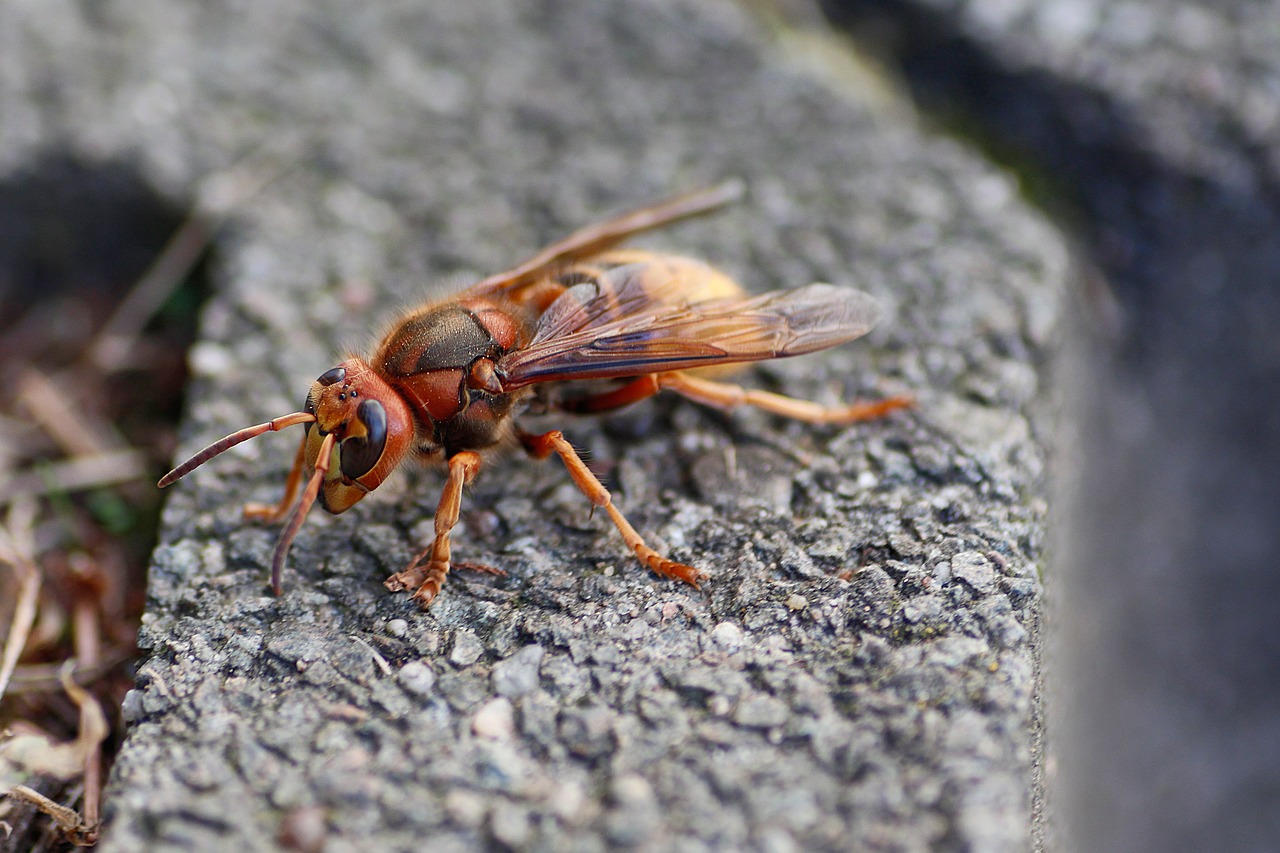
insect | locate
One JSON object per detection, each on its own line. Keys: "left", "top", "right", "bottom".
{"left": 159, "top": 182, "right": 911, "bottom": 608}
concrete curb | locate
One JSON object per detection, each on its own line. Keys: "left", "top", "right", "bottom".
{"left": 3, "top": 2, "right": 1066, "bottom": 850}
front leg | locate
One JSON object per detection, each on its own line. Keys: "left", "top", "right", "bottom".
{"left": 520, "top": 429, "right": 705, "bottom": 588}
{"left": 384, "top": 451, "right": 483, "bottom": 608}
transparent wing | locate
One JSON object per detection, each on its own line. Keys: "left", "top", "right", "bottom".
{"left": 498, "top": 262, "right": 882, "bottom": 390}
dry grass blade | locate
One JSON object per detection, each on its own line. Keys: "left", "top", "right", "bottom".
{"left": 0, "top": 500, "right": 40, "bottom": 704}
{"left": 2, "top": 651, "right": 134, "bottom": 696}
{"left": 1, "top": 664, "right": 109, "bottom": 781}
{"left": 69, "top": 566, "right": 104, "bottom": 831}
{"left": 2, "top": 450, "right": 150, "bottom": 508}
{"left": 60, "top": 665, "right": 109, "bottom": 773}
{"left": 1, "top": 663, "right": 108, "bottom": 846}
{"left": 16, "top": 370, "right": 125, "bottom": 459}
{"left": 3, "top": 787, "right": 94, "bottom": 846}
{"left": 350, "top": 635, "right": 393, "bottom": 678}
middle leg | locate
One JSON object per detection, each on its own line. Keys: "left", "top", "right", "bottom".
{"left": 243, "top": 434, "right": 308, "bottom": 523}
{"left": 384, "top": 450, "right": 483, "bottom": 608}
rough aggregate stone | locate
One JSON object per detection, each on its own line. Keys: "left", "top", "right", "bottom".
{"left": 396, "top": 660, "right": 437, "bottom": 697}
{"left": 492, "top": 645, "right": 546, "bottom": 700}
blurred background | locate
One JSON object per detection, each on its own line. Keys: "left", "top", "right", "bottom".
{"left": 0, "top": 152, "right": 212, "bottom": 848}
{"left": 820, "top": 0, "right": 1280, "bottom": 850}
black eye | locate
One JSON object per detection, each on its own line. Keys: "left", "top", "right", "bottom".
{"left": 340, "top": 399, "right": 387, "bottom": 481}
{"left": 303, "top": 393, "right": 318, "bottom": 432}
{"left": 317, "top": 366, "right": 347, "bottom": 386}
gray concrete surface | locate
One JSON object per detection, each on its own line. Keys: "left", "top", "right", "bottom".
{"left": 2, "top": 1, "right": 1066, "bottom": 850}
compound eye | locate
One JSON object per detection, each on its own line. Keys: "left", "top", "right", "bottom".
{"left": 302, "top": 392, "right": 318, "bottom": 432}
{"left": 317, "top": 366, "right": 347, "bottom": 386}
{"left": 339, "top": 399, "right": 388, "bottom": 481}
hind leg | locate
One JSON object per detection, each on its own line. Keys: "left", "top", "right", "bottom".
{"left": 656, "top": 371, "right": 912, "bottom": 424}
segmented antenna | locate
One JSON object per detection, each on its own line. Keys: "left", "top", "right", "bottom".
{"left": 158, "top": 411, "right": 316, "bottom": 487}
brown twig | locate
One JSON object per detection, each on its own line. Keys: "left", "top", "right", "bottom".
{"left": 3, "top": 786, "right": 95, "bottom": 847}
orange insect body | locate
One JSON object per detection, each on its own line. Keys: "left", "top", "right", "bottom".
{"left": 159, "top": 183, "right": 910, "bottom": 608}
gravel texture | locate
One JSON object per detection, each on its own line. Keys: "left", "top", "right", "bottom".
{"left": 2, "top": 1, "right": 1066, "bottom": 850}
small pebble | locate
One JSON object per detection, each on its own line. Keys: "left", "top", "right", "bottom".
{"left": 490, "top": 801, "right": 531, "bottom": 848}
{"left": 121, "top": 689, "right": 145, "bottom": 723}
{"left": 493, "top": 644, "right": 545, "bottom": 698}
{"left": 398, "top": 660, "right": 436, "bottom": 696}
{"left": 277, "top": 805, "right": 327, "bottom": 853}
{"left": 612, "top": 773, "right": 656, "bottom": 807}
{"left": 450, "top": 630, "right": 484, "bottom": 666}
{"left": 473, "top": 697, "right": 515, "bottom": 740}
{"left": 385, "top": 618, "right": 408, "bottom": 638}
{"left": 710, "top": 621, "right": 744, "bottom": 652}
{"left": 550, "top": 781, "right": 588, "bottom": 824}
{"left": 606, "top": 774, "right": 659, "bottom": 845}
{"left": 734, "top": 693, "right": 790, "bottom": 728}
{"left": 785, "top": 593, "right": 809, "bottom": 612}
{"left": 951, "top": 551, "right": 997, "bottom": 594}
{"left": 445, "top": 790, "right": 487, "bottom": 828}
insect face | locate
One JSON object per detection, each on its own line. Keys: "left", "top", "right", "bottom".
{"left": 303, "top": 358, "right": 414, "bottom": 513}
